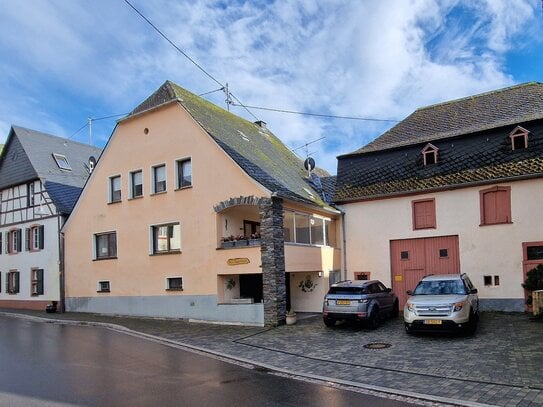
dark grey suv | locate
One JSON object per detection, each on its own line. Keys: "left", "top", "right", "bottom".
{"left": 322, "top": 280, "right": 399, "bottom": 328}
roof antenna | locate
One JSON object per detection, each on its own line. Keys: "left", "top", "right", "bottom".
{"left": 88, "top": 117, "right": 93, "bottom": 145}
{"left": 224, "top": 83, "right": 233, "bottom": 111}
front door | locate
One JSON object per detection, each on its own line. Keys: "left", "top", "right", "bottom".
{"left": 391, "top": 235, "right": 460, "bottom": 307}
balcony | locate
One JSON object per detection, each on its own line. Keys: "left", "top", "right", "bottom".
{"left": 221, "top": 234, "right": 261, "bottom": 249}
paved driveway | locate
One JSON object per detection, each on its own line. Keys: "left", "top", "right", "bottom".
{"left": 2, "top": 310, "right": 542, "bottom": 406}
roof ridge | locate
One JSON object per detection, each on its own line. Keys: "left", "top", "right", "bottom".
{"left": 415, "top": 82, "right": 543, "bottom": 112}
{"left": 12, "top": 125, "right": 99, "bottom": 149}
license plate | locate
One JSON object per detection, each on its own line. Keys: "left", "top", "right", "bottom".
{"left": 336, "top": 300, "right": 350, "bottom": 305}
{"left": 424, "top": 319, "right": 442, "bottom": 325}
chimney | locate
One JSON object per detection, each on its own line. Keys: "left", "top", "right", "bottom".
{"left": 254, "top": 120, "right": 267, "bottom": 130}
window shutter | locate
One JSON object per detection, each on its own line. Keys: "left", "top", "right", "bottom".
{"left": 25, "top": 228, "right": 30, "bottom": 251}
{"left": 37, "top": 269, "right": 44, "bottom": 295}
{"left": 14, "top": 272, "right": 20, "bottom": 293}
{"left": 0, "top": 272, "right": 2, "bottom": 292}
{"left": 6, "top": 231, "right": 10, "bottom": 254}
{"left": 0, "top": 233, "right": 2, "bottom": 255}
{"left": 39, "top": 225, "right": 45, "bottom": 249}
{"left": 17, "top": 229, "right": 22, "bottom": 252}
{"left": 5, "top": 273, "right": 8, "bottom": 293}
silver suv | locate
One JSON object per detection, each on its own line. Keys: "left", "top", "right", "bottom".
{"left": 404, "top": 273, "right": 479, "bottom": 334}
{"left": 323, "top": 280, "right": 399, "bottom": 328}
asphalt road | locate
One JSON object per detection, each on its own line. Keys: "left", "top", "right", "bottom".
{"left": 0, "top": 316, "right": 418, "bottom": 407}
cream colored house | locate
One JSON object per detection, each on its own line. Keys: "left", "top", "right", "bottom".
{"left": 63, "top": 81, "right": 341, "bottom": 326}
{"left": 335, "top": 83, "right": 543, "bottom": 311}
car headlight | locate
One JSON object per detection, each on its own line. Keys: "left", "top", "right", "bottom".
{"left": 406, "top": 302, "right": 415, "bottom": 312}
{"left": 453, "top": 301, "right": 466, "bottom": 312}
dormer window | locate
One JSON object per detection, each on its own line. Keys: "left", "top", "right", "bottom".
{"left": 421, "top": 143, "right": 438, "bottom": 166}
{"left": 509, "top": 126, "right": 529, "bottom": 150}
{"left": 52, "top": 153, "right": 72, "bottom": 171}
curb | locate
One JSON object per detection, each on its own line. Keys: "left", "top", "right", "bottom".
{"left": 0, "top": 312, "right": 495, "bottom": 407}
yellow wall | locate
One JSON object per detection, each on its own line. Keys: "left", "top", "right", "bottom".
{"left": 64, "top": 103, "right": 268, "bottom": 298}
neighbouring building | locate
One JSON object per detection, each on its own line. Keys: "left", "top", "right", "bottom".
{"left": 0, "top": 126, "right": 101, "bottom": 310}
{"left": 335, "top": 82, "right": 543, "bottom": 311}
{"left": 63, "top": 81, "right": 341, "bottom": 326}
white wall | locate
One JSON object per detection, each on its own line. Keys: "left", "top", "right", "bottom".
{"left": 341, "top": 179, "right": 543, "bottom": 302}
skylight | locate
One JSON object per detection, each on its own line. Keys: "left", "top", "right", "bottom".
{"left": 52, "top": 153, "right": 72, "bottom": 171}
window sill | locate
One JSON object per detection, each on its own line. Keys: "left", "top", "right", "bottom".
{"left": 413, "top": 226, "right": 436, "bottom": 231}
{"left": 150, "top": 191, "right": 167, "bottom": 196}
{"left": 97, "top": 290, "right": 110, "bottom": 293}
{"left": 31, "top": 294, "right": 43, "bottom": 297}
{"left": 175, "top": 185, "right": 193, "bottom": 191}
{"left": 93, "top": 257, "right": 118, "bottom": 261}
{"left": 479, "top": 221, "right": 513, "bottom": 227}
{"left": 166, "top": 288, "right": 184, "bottom": 291}
{"left": 284, "top": 242, "right": 335, "bottom": 248}
{"left": 150, "top": 250, "right": 181, "bottom": 256}
{"left": 128, "top": 195, "right": 143, "bottom": 201}
{"left": 108, "top": 200, "right": 122, "bottom": 205}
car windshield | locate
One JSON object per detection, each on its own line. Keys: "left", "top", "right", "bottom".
{"left": 328, "top": 286, "right": 368, "bottom": 295}
{"left": 413, "top": 279, "right": 467, "bottom": 295}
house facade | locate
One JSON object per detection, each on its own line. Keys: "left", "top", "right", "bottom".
{"left": 0, "top": 126, "right": 101, "bottom": 310}
{"left": 335, "top": 83, "right": 543, "bottom": 311}
{"left": 63, "top": 81, "right": 341, "bottom": 326}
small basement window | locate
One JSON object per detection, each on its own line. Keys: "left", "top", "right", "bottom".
{"left": 483, "top": 276, "right": 492, "bottom": 286}
{"left": 52, "top": 153, "right": 72, "bottom": 171}
{"left": 400, "top": 251, "right": 409, "bottom": 260}
{"left": 97, "top": 281, "right": 110, "bottom": 292}
{"left": 166, "top": 277, "right": 183, "bottom": 291}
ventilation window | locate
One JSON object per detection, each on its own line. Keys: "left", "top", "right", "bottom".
{"left": 483, "top": 276, "right": 492, "bottom": 286}
{"left": 439, "top": 248, "right": 448, "bottom": 258}
{"left": 97, "top": 281, "right": 110, "bottom": 292}
{"left": 400, "top": 251, "right": 409, "bottom": 260}
{"left": 52, "top": 153, "right": 72, "bottom": 171}
{"left": 509, "top": 126, "right": 529, "bottom": 151}
{"left": 421, "top": 143, "right": 438, "bottom": 166}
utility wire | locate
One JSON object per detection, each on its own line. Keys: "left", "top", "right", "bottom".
{"left": 68, "top": 113, "right": 128, "bottom": 140}
{"left": 123, "top": 0, "right": 260, "bottom": 122}
{"left": 231, "top": 103, "right": 399, "bottom": 122}
{"left": 198, "top": 87, "right": 224, "bottom": 97}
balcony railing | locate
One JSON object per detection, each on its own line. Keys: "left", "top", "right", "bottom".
{"left": 221, "top": 238, "right": 261, "bottom": 249}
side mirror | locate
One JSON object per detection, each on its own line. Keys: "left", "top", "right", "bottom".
{"left": 406, "top": 290, "right": 413, "bottom": 295}
{"left": 470, "top": 288, "right": 478, "bottom": 294}
{"left": 385, "top": 288, "right": 392, "bottom": 293}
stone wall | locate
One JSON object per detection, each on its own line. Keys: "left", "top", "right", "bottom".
{"left": 259, "top": 197, "right": 286, "bottom": 326}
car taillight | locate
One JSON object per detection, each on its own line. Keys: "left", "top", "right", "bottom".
{"left": 359, "top": 299, "right": 368, "bottom": 304}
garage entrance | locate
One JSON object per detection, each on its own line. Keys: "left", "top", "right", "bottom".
{"left": 391, "top": 235, "right": 460, "bottom": 307}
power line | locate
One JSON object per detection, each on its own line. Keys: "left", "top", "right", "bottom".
{"left": 230, "top": 103, "right": 400, "bottom": 122}
{"left": 68, "top": 113, "right": 128, "bottom": 140}
{"left": 198, "top": 87, "right": 224, "bottom": 97}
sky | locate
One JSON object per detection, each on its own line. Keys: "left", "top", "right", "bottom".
{"left": 1, "top": 0, "right": 542, "bottom": 174}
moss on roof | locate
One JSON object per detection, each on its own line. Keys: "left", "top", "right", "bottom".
{"left": 130, "top": 81, "right": 332, "bottom": 208}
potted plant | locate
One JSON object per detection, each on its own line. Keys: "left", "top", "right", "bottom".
{"left": 286, "top": 309, "right": 297, "bottom": 325}
{"left": 523, "top": 264, "right": 543, "bottom": 314}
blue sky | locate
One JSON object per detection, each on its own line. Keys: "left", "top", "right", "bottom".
{"left": 1, "top": 0, "right": 542, "bottom": 174}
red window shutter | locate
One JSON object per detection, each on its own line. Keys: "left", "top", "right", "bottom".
{"left": 481, "top": 187, "right": 511, "bottom": 225}
{"left": 413, "top": 199, "right": 436, "bottom": 229}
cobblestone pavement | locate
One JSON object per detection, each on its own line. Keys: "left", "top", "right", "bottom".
{"left": 1, "top": 310, "right": 542, "bottom": 407}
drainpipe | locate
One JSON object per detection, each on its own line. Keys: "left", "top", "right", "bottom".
{"left": 341, "top": 210, "right": 348, "bottom": 281}
{"left": 57, "top": 215, "right": 65, "bottom": 313}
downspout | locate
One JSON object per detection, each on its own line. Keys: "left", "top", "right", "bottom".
{"left": 341, "top": 210, "right": 347, "bottom": 281}
{"left": 57, "top": 215, "right": 65, "bottom": 313}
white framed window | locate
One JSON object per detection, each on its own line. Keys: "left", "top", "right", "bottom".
{"left": 130, "top": 170, "right": 143, "bottom": 198}
{"left": 31, "top": 268, "right": 44, "bottom": 296}
{"left": 176, "top": 158, "right": 192, "bottom": 189}
{"left": 6, "top": 229, "right": 22, "bottom": 254}
{"left": 166, "top": 276, "right": 183, "bottom": 291}
{"left": 152, "top": 164, "right": 166, "bottom": 194}
{"left": 97, "top": 280, "right": 111, "bottom": 292}
{"left": 7, "top": 270, "right": 20, "bottom": 294}
{"left": 94, "top": 232, "right": 117, "bottom": 259}
{"left": 52, "top": 153, "right": 72, "bottom": 171}
{"left": 27, "top": 182, "right": 35, "bottom": 207}
{"left": 151, "top": 223, "right": 181, "bottom": 254}
{"left": 109, "top": 175, "right": 121, "bottom": 202}
{"left": 26, "top": 225, "right": 44, "bottom": 251}
{"left": 283, "top": 210, "right": 335, "bottom": 247}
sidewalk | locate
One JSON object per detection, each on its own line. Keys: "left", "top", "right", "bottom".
{"left": 1, "top": 309, "right": 542, "bottom": 407}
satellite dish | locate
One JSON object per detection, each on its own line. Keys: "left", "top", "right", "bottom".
{"left": 88, "top": 156, "right": 96, "bottom": 173}
{"left": 304, "top": 157, "right": 316, "bottom": 172}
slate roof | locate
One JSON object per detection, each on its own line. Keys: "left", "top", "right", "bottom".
{"left": 128, "top": 81, "right": 334, "bottom": 208}
{"left": 0, "top": 126, "right": 102, "bottom": 214}
{"left": 335, "top": 83, "right": 543, "bottom": 202}
{"left": 349, "top": 82, "right": 543, "bottom": 154}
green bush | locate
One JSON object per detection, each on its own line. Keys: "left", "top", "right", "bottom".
{"left": 522, "top": 264, "right": 543, "bottom": 292}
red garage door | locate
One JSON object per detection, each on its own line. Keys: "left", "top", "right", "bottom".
{"left": 391, "top": 236, "right": 460, "bottom": 307}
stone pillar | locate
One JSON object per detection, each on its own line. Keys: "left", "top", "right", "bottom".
{"left": 259, "top": 197, "right": 286, "bottom": 326}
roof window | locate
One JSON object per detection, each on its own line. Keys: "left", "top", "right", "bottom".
{"left": 509, "top": 126, "right": 529, "bottom": 150}
{"left": 52, "top": 153, "right": 72, "bottom": 171}
{"left": 421, "top": 143, "right": 438, "bottom": 166}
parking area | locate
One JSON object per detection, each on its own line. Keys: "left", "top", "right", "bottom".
{"left": 1, "top": 309, "right": 542, "bottom": 406}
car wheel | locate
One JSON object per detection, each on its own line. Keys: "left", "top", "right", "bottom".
{"left": 323, "top": 317, "right": 336, "bottom": 327}
{"left": 404, "top": 323, "right": 413, "bottom": 335}
{"left": 465, "top": 310, "right": 478, "bottom": 335}
{"left": 368, "top": 308, "right": 380, "bottom": 329}
{"left": 391, "top": 300, "right": 399, "bottom": 318}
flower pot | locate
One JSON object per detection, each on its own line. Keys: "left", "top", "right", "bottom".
{"left": 286, "top": 314, "right": 297, "bottom": 325}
